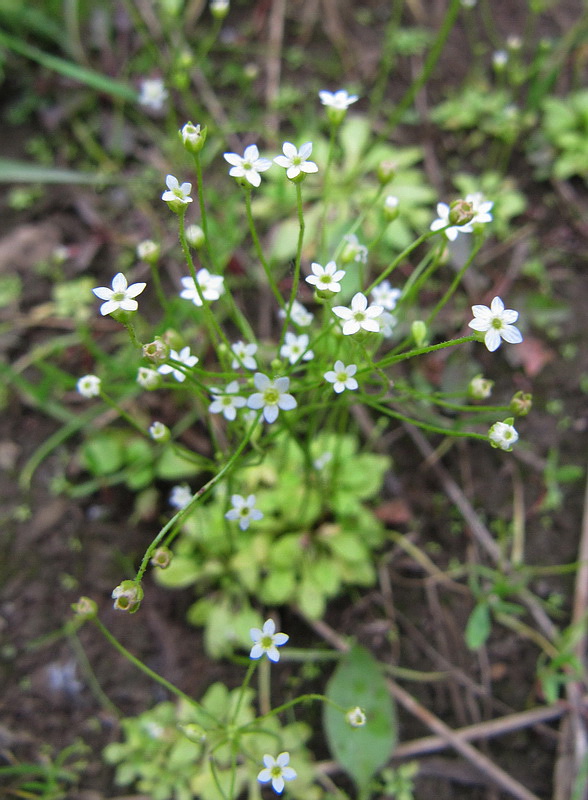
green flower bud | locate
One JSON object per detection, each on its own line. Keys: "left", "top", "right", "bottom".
{"left": 468, "top": 374, "right": 494, "bottom": 401}
{"left": 72, "top": 596, "right": 98, "bottom": 620}
{"left": 383, "top": 195, "right": 399, "bottom": 221}
{"left": 180, "top": 122, "right": 207, "bottom": 154}
{"left": 377, "top": 160, "right": 397, "bottom": 185}
{"left": 449, "top": 199, "right": 475, "bottom": 226}
{"left": 412, "top": 320, "right": 428, "bottom": 347}
{"left": 149, "top": 421, "right": 170, "bottom": 442}
{"left": 136, "top": 239, "right": 160, "bottom": 263}
{"left": 210, "top": 0, "right": 229, "bottom": 19}
{"left": 185, "top": 224, "right": 205, "bottom": 248}
{"left": 510, "top": 391, "right": 532, "bottom": 416}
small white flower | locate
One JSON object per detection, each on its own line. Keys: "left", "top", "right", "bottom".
{"left": 488, "top": 420, "right": 519, "bottom": 451}
{"left": 209, "top": 381, "right": 246, "bottom": 421}
{"left": 161, "top": 174, "right": 193, "bottom": 206}
{"left": 180, "top": 121, "right": 204, "bottom": 150}
{"left": 231, "top": 341, "right": 258, "bottom": 370}
{"left": 346, "top": 706, "right": 367, "bottom": 728}
{"left": 280, "top": 332, "right": 313, "bottom": 365}
{"left": 136, "top": 239, "right": 159, "bottom": 261}
{"left": 223, "top": 144, "right": 272, "bottom": 188}
{"left": 92, "top": 272, "right": 146, "bottom": 316}
{"left": 169, "top": 484, "right": 192, "bottom": 509}
{"left": 225, "top": 493, "right": 263, "bottom": 530}
{"left": 468, "top": 296, "right": 523, "bottom": 352}
{"left": 380, "top": 311, "right": 398, "bottom": 339}
{"left": 210, "top": 0, "right": 229, "bottom": 17}
{"left": 469, "top": 374, "right": 494, "bottom": 400}
{"left": 250, "top": 619, "right": 289, "bottom": 662}
{"left": 430, "top": 202, "right": 473, "bottom": 241}
{"left": 341, "top": 233, "right": 368, "bottom": 264}
{"left": 185, "top": 224, "right": 205, "bottom": 248}
{"left": 149, "top": 421, "right": 169, "bottom": 441}
{"left": 461, "top": 0, "right": 477, "bottom": 7}
{"left": 137, "top": 367, "right": 161, "bottom": 390}
{"left": 493, "top": 49, "right": 508, "bottom": 68}
{"left": 273, "top": 142, "right": 318, "bottom": 180}
{"left": 370, "top": 280, "right": 401, "bottom": 310}
{"left": 465, "top": 192, "right": 494, "bottom": 225}
{"left": 305, "top": 261, "right": 345, "bottom": 294}
{"left": 384, "top": 195, "right": 399, "bottom": 212}
{"left": 138, "top": 78, "right": 168, "bottom": 111}
{"left": 77, "top": 374, "right": 101, "bottom": 398}
{"left": 257, "top": 752, "right": 297, "bottom": 795}
{"left": 157, "top": 346, "right": 199, "bottom": 382}
{"left": 280, "top": 300, "right": 313, "bottom": 327}
{"left": 313, "top": 451, "right": 332, "bottom": 470}
{"left": 324, "top": 361, "right": 358, "bottom": 394}
{"left": 319, "top": 89, "right": 359, "bottom": 110}
{"left": 332, "top": 292, "right": 383, "bottom": 335}
{"left": 247, "top": 373, "right": 297, "bottom": 424}
{"left": 179, "top": 269, "right": 225, "bottom": 305}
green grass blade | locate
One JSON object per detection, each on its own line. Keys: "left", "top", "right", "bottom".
{"left": 0, "top": 158, "right": 112, "bottom": 184}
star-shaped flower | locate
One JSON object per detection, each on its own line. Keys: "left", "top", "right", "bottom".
{"left": 273, "top": 142, "right": 318, "bottom": 181}
{"left": 231, "top": 341, "right": 258, "bottom": 370}
{"left": 332, "top": 292, "right": 383, "bottom": 335}
{"left": 77, "top": 374, "right": 101, "bottom": 398}
{"left": 468, "top": 296, "right": 523, "bottom": 352}
{"left": 247, "top": 373, "right": 297, "bottom": 423}
{"left": 280, "top": 332, "right": 313, "bottom": 365}
{"left": 257, "top": 752, "right": 297, "bottom": 795}
{"left": 179, "top": 269, "right": 225, "bottom": 305}
{"left": 324, "top": 361, "right": 358, "bottom": 393}
{"left": 225, "top": 493, "right": 263, "bottom": 530}
{"left": 280, "top": 300, "right": 313, "bottom": 327}
{"left": 250, "top": 619, "right": 289, "bottom": 662}
{"left": 465, "top": 192, "right": 494, "bottom": 224}
{"left": 370, "top": 280, "right": 401, "bottom": 310}
{"left": 169, "top": 484, "right": 192, "bottom": 509}
{"left": 318, "top": 89, "right": 359, "bottom": 110}
{"left": 157, "top": 346, "right": 199, "bottom": 382}
{"left": 138, "top": 78, "right": 168, "bottom": 111}
{"left": 223, "top": 144, "right": 272, "bottom": 188}
{"left": 161, "top": 174, "right": 193, "bottom": 207}
{"left": 92, "top": 272, "right": 146, "bottom": 316}
{"left": 305, "top": 261, "right": 345, "bottom": 294}
{"left": 209, "top": 381, "right": 246, "bottom": 421}
{"left": 430, "top": 202, "right": 473, "bottom": 241}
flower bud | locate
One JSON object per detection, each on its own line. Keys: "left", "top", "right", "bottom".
{"left": 345, "top": 706, "right": 367, "bottom": 728}
{"left": 112, "top": 580, "right": 144, "bottom": 613}
{"left": 178, "top": 723, "right": 207, "bottom": 743}
{"left": 210, "top": 0, "right": 229, "bottom": 19}
{"left": 137, "top": 366, "right": 162, "bottom": 390}
{"left": 185, "top": 224, "right": 205, "bottom": 248}
{"left": 510, "top": 390, "right": 532, "bottom": 416}
{"left": 449, "top": 199, "right": 475, "bottom": 226}
{"left": 488, "top": 418, "right": 518, "bottom": 451}
{"left": 72, "top": 596, "right": 98, "bottom": 620}
{"left": 143, "top": 338, "right": 170, "bottom": 364}
{"left": 150, "top": 547, "right": 173, "bottom": 569}
{"left": 137, "top": 239, "right": 160, "bottom": 263}
{"left": 383, "top": 195, "right": 399, "bottom": 221}
{"left": 377, "top": 160, "right": 397, "bottom": 185}
{"left": 411, "top": 320, "right": 428, "bottom": 347}
{"left": 468, "top": 374, "right": 494, "bottom": 401}
{"left": 149, "top": 421, "right": 170, "bottom": 442}
{"left": 180, "top": 122, "right": 207, "bottom": 154}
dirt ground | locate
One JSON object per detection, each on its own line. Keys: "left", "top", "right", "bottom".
{"left": 1, "top": 2, "right": 588, "bottom": 799}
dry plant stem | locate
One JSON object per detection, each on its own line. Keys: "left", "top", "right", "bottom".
{"left": 392, "top": 702, "right": 566, "bottom": 759}
{"left": 404, "top": 424, "right": 558, "bottom": 642}
{"left": 303, "top": 616, "right": 543, "bottom": 800}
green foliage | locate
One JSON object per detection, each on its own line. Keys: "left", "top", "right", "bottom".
{"left": 0, "top": 740, "right": 89, "bottom": 800}
{"left": 324, "top": 646, "right": 397, "bottom": 791}
{"left": 538, "top": 90, "right": 588, "bottom": 180}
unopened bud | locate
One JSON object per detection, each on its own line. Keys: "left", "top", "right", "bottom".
{"left": 186, "top": 224, "right": 205, "bottom": 248}
{"left": 377, "top": 160, "right": 396, "bottom": 185}
{"left": 210, "top": 0, "right": 229, "bottom": 19}
{"left": 383, "top": 195, "right": 399, "bottom": 221}
{"left": 468, "top": 374, "right": 494, "bottom": 401}
{"left": 449, "top": 199, "right": 475, "bottom": 226}
{"left": 137, "top": 239, "right": 160, "bottom": 263}
{"left": 510, "top": 390, "right": 532, "bottom": 416}
{"left": 149, "top": 421, "right": 170, "bottom": 442}
{"left": 180, "top": 122, "right": 206, "bottom": 154}
{"left": 412, "top": 320, "right": 428, "bottom": 347}
{"left": 112, "top": 580, "right": 144, "bottom": 613}
{"left": 72, "top": 596, "right": 98, "bottom": 620}
{"left": 137, "top": 367, "right": 162, "bottom": 390}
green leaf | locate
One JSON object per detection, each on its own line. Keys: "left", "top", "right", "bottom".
{"left": 324, "top": 645, "right": 397, "bottom": 790}
{"left": 465, "top": 602, "right": 491, "bottom": 650}
{"left": 81, "top": 433, "right": 125, "bottom": 476}
{"left": 0, "top": 159, "right": 111, "bottom": 184}
{"left": 155, "top": 448, "right": 204, "bottom": 480}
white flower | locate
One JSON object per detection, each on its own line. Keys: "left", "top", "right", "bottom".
{"left": 430, "top": 202, "right": 473, "bottom": 241}
{"left": 319, "top": 89, "right": 359, "bottom": 110}
{"left": 149, "top": 421, "right": 169, "bottom": 441}
{"left": 280, "top": 332, "right": 313, "bottom": 365}
{"left": 180, "top": 121, "right": 204, "bottom": 150}
{"left": 468, "top": 296, "right": 523, "bottom": 352}
{"left": 257, "top": 752, "right": 297, "bottom": 794}
{"left": 341, "top": 233, "right": 368, "bottom": 264}
{"left": 384, "top": 195, "right": 399, "bottom": 211}
{"left": 179, "top": 269, "right": 225, "bottom": 305}
{"left": 185, "top": 224, "right": 205, "bottom": 248}
{"left": 247, "top": 373, "right": 297, "bottom": 423}
{"left": 157, "top": 346, "right": 199, "bottom": 382}
{"left": 92, "top": 272, "right": 146, "bottom": 316}
{"left": 380, "top": 311, "right": 398, "bottom": 339}
{"left": 465, "top": 192, "right": 494, "bottom": 225}
{"left": 345, "top": 706, "right": 367, "bottom": 728}
{"left": 169, "top": 484, "right": 192, "bottom": 509}
{"left": 137, "top": 367, "right": 161, "bottom": 390}
{"left": 280, "top": 300, "right": 313, "bottom": 327}
{"left": 324, "top": 361, "right": 358, "bottom": 394}
{"left": 161, "top": 174, "right": 193, "bottom": 206}
{"left": 225, "top": 493, "right": 263, "bottom": 530}
{"left": 209, "top": 381, "right": 246, "bottom": 421}
{"left": 231, "top": 341, "right": 257, "bottom": 370}
{"left": 77, "top": 374, "right": 101, "bottom": 398}
{"left": 137, "top": 239, "right": 159, "bottom": 261}
{"left": 332, "top": 292, "right": 383, "bottom": 335}
{"left": 469, "top": 374, "right": 494, "bottom": 400}
{"left": 250, "top": 619, "right": 289, "bottom": 662}
{"left": 273, "top": 142, "right": 318, "bottom": 180}
{"left": 210, "top": 0, "right": 229, "bottom": 17}
{"left": 138, "top": 78, "right": 168, "bottom": 111}
{"left": 370, "top": 280, "right": 401, "bottom": 310}
{"left": 223, "top": 144, "right": 272, "bottom": 188}
{"left": 488, "top": 420, "right": 519, "bottom": 451}
{"left": 493, "top": 49, "right": 508, "bottom": 68}
{"left": 305, "top": 261, "right": 345, "bottom": 294}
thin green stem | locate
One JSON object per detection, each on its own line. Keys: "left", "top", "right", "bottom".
{"left": 318, "top": 124, "right": 338, "bottom": 259}
{"left": 426, "top": 238, "right": 484, "bottom": 325}
{"left": 374, "top": 334, "right": 476, "bottom": 370}
{"left": 243, "top": 187, "right": 285, "bottom": 309}
{"left": 193, "top": 151, "right": 214, "bottom": 270}
{"left": 280, "top": 182, "right": 306, "bottom": 345}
